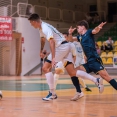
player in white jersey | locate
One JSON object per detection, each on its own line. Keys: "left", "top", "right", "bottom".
{"left": 73, "top": 41, "right": 92, "bottom": 91}
{"left": 28, "top": 14, "right": 104, "bottom": 101}
{"left": 54, "top": 32, "right": 84, "bottom": 101}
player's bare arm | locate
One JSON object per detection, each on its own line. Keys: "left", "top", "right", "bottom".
{"left": 68, "top": 26, "right": 77, "bottom": 42}
{"left": 49, "top": 38, "right": 55, "bottom": 67}
{"left": 92, "top": 22, "right": 107, "bottom": 34}
{"left": 40, "top": 37, "right": 46, "bottom": 52}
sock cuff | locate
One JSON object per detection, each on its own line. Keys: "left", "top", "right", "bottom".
{"left": 109, "top": 79, "right": 115, "bottom": 83}
{"left": 71, "top": 76, "right": 78, "bottom": 79}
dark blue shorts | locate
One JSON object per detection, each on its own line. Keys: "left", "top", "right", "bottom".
{"left": 82, "top": 58, "right": 104, "bottom": 74}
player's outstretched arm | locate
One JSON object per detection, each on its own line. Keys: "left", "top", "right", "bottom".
{"left": 92, "top": 22, "right": 107, "bottom": 34}
{"left": 68, "top": 26, "right": 77, "bottom": 42}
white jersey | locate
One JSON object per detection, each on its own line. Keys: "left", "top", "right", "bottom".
{"left": 39, "top": 22, "right": 65, "bottom": 47}
{"left": 64, "top": 42, "right": 76, "bottom": 63}
{"left": 73, "top": 41, "right": 84, "bottom": 58}
{"left": 73, "top": 41, "right": 85, "bottom": 67}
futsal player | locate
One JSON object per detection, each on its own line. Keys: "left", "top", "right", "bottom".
{"left": 54, "top": 32, "right": 84, "bottom": 101}
{"left": 28, "top": 14, "right": 104, "bottom": 101}
{"left": 68, "top": 20, "right": 117, "bottom": 91}
{"left": 73, "top": 40, "right": 92, "bottom": 92}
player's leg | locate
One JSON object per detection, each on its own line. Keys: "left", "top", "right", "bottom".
{"left": 54, "top": 61, "right": 65, "bottom": 90}
{"left": 43, "top": 43, "right": 70, "bottom": 101}
{"left": 65, "top": 62, "right": 84, "bottom": 101}
{"left": 89, "top": 58, "right": 117, "bottom": 91}
{"left": 65, "top": 63, "right": 104, "bottom": 93}
{"left": 75, "top": 58, "right": 92, "bottom": 92}
{"left": 42, "top": 55, "right": 57, "bottom": 101}
{"left": 98, "top": 70, "right": 117, "bottom": 90}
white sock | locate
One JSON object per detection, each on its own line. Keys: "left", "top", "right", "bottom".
{"left": 76, "top": 70, "right": 97, "bottom": 83}
{"left": 54, "top": 74, "right": 60, "bottom": 89}
{"left": 45, "top": 72, "right": 55, "bottom": 94}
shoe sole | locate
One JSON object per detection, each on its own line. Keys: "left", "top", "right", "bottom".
{"left": 99, "top": 78, "right": 103, "bottom": 85}
{"left": 70, "top": 95, "right": 84, "bottom": 101}
{"left": 98, "top": 78, "right": 104, "bottom": 93}
{"left": 85, "top": 88, "right": 92, "bottom": 92}
{"left": 99, "top": 85, "right": 104, "bottom": 94}
{"left": 42, "top": 97, "right": 57, "bottom": 101}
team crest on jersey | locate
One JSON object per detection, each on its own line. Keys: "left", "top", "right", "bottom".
{"left": 76, "top": 47, "right": 83, "bottom": 53}
{"left": 79, "top": 36, "right": 82, "bottom": 42}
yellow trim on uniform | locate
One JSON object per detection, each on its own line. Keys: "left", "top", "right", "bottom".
{"left": 55, "top": 68, "right": 64, "bottom": 74}
{"left": 63, "top": 61, "right": 68, "bottom": 67}
{"left": 48, "top": 37, "right": 54, "bottom": 41}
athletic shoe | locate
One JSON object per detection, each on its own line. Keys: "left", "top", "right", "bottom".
{"left": 95, "top": 78, "right": 104, "bottom": 93}
{"left": 0, "top": 91, "right": 2, "bottom": 99}
{"left": 70, "top": 92, "right": 84, "bottom": 101}
{"left": 42, "top": 91, "right": 57, "bottom": 101}
{"left": 85, "top": 86, "right": 92, "bottom": 92}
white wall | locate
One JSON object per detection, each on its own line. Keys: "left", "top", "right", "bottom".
{"left": 43, "top": 20, "right": 76, "bottom": 29}
{"left": 16, "top": 17, "right": 41, "bottom": 75}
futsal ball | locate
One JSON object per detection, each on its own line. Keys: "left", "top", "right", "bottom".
{"left": 0, "top": 91, "right": 3, "bottom": 100}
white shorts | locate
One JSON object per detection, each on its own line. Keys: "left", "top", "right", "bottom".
{"left": 47, "top": 43, "right": 73, "bottom": 63}
{"left": 75, "top": 57, "right": 85, "bottom": 67}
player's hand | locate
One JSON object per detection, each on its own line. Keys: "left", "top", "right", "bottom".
{"left": 68, "top": 26, "right": 76, "bottom": 34}
{"left": 52, "top": 58, "right": 56, "bottom": 68}
{"left": 40, "top": 51, "right": 46, "bottom": 59}
{"left": 98, "top": 22, "right": 107, "bottom": 29}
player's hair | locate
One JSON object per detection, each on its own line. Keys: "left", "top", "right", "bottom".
{"left": 77, "top": 20, "right": 89, "bottom": 29}
{"left": 28, "top": 13, "right": 40, "bottom": 21}
{"left": 63, "top": 32, "right": 69, "bottom": 36}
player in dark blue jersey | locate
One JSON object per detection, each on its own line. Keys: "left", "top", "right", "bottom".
{"left": 69, "top": 20, "right": 117, "bottom": 91}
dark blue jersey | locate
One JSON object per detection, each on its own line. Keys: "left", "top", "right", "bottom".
{"left": 77, "top": 29, "right": 99, "bottom": 62}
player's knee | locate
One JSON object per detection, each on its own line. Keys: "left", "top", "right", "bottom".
{"left": 42, "top": 66, "right": 49, "bottom": 73}
{"left": 99, "top": 70, "right": 108, "bottom": 79}
{"left": 68, "top": 70, "right": 76, "bottom": 77}
{"left": 55, "top": 69, "right": 61, "bottom": 74}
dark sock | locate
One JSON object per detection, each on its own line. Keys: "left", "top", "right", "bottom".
{"left": 109, "top": 79, "right": 117, "bottom": 90}
{"left": 71, "top": 76, "right": 81, "bottom": 93}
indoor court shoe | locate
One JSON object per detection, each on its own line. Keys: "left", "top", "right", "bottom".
{"left": 0, "top": 91, "right": 3, "bottom": 100}
{"left": 71, "top": 92, "right": 84, "bottom": 101}
{"left": 96, "top": 78, "right": 104, "bottom": 93}
{"left": 42, "top": 91, "right": 57, "bottom": 101}
{"left": 85, "top": 86, "right": 92, "bottom": 92}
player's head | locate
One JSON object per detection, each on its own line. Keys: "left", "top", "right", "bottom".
{"left": 76, "top": 20, "right": 89, "bottom": 34}
{"left": 108, "top": 36, "right": 112, "bottom": 41}
{"left": 63, "top": 32, "right": 69, "bottom": 41}
{"left": 28, "top": 13, "right": 41, "bottom": 28}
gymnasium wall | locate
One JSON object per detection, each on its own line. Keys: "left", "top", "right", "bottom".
{"left": 15, "top": 17, "right": 41, "bottom": 75}
{"left": 28, "top": 0, "right": 97, "bottom": 13}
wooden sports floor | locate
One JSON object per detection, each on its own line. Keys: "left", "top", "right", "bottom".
{"left": 0, "top": 74, "right": 117, "bottom": 117}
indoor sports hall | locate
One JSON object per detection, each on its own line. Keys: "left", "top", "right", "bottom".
{"left": 0, "top": 0, "right": 117, "bottom": 117}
